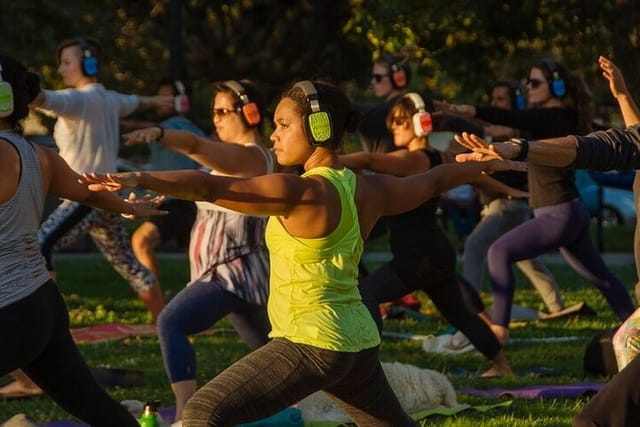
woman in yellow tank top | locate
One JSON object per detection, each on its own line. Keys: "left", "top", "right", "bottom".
{"left": 83, "top": 80, "right": 518, "bottom": 427}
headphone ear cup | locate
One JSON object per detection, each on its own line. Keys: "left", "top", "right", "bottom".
{"left": 81, "top": 56, "right": 99, "bottom": 77}
{"left": 0, "top": 81, "right": 14, "bottom": 118}
{"left": 515, "top": 93, "right": 526, "bottom": 110}
{"left": 391, "top": 68, "right": 407, "bottom": 89}
{"left": 241, "top": 102, "right": 261, "bottom": 126}
{"left": 305, "top": 111, "right": 333, "bottom": 145}
{"left": 412, "top": 111, "right": 432, "bottom": 137}
{"left": 174, "top": 94, "right": 190, "bottom": 113}
{"left": 551, "top": 78, "right": 566, "bottom": 97}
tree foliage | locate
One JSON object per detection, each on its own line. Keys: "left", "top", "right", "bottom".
{"left": 4, "top": 0, "right": 640, "bottom": 129}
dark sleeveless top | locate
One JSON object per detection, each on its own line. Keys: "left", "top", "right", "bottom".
{"left": 387, "top": 149, "right": 442, "bottom": 255}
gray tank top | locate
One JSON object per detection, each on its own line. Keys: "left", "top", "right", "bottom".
{"left": 0, "top": 131, "right": 51, "bottom": 308}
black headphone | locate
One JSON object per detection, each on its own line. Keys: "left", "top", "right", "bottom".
{"left": 541, "top": 58, "right": 566, "bottom": 98}
{"left": 0, "top": 64, "right": 14, "bottom": 118}
{"left": 294, "top": 80, "right": 334, "bottom": 146}
{"left": 222, "top": 80, "right": 261, "bottom": 127}
{"left": 403, "top": 92, "right": 432, "bottom": 137}
{"left": 75, "top": 37, "right": 99, "bottom": 77}
{"left": 381, "top": 53, "right": 409, "bottom": 89}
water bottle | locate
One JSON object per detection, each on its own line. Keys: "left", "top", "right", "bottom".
{"left": 138, "top": 401, "right": 161, "bottom": 427}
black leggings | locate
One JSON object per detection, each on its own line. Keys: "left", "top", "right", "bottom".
{"left": 359, "top": 227, "right": 501, "bottom": 361}
{"left": 0, "top": 281, "right": 137, "bottom": 427}
{"left": 182, "top": 338, "right": 417, "bottom": 427}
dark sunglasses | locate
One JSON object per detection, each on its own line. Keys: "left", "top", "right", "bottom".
{"left": 211, "top": 107, "right": 238, "bottom": 118}
{"left": 371, "top": 73, "right": 388, "bottom": 83}
{"left": 526, "top": 78, "right": 545, "bottom": 89}
{"left": 390, "top": 116, "right": 409, "bottom": 126}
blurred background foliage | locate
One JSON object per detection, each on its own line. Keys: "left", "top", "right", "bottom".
{"left": 3, "top": 0, "right": 640, "bottom": 135}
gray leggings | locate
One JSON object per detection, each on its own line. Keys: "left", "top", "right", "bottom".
{"left": 182, "top": 338, "right": 417, "bottom": 427}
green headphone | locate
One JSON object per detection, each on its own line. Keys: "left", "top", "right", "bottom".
{"left": 294, "top": 81, "right": 333, "bottom": 146}
{"left": 0, "top": 64, "right": 14, "bottom": 118}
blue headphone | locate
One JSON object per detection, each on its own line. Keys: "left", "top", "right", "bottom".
{"left": 76, "top": 38, "right": 99, "bottom": 77}
{"left": 541, "top": 58, "right": 566, "bottom": 98}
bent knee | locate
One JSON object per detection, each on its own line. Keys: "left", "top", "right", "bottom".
{"left": 131, "top": 223, "right": 161, "bottom": 250}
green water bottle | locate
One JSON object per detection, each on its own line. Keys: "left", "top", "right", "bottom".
{"left": 138, "top": 401, "right": 160, "bottom": 427}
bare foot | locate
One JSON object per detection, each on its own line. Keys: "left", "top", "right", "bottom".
{"left": 480, "top": 364, "right": 514, "bottom": 379}
{"left": 0, "top": 380, "right": 43, "bottom": 398}
{"left": 480, "top": 350, "right": 513, "bottom": 378}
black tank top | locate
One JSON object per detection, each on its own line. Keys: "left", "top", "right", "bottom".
{"left": 387, "top": 149, "right": 442, "bottom": 253}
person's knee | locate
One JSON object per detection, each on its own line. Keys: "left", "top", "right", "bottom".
{"left": 131, "top": 223, "right": 160, "bottom": 253}
{"left": 487, "top": 240, "right": 515, "bottom": 266}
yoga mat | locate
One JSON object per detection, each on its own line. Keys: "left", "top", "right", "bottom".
{"left": 459, "top": 382, "right": 604, "bottom": 399}
{"left": 304, "top": 401, "right": 514, "bottom": 426}
{"left": 69, "top": 323, "right": 233, "bottom": 344}
{"left": 70, "top": 323, "right": 156, "bottom": 343}
{"left": 38, "top": 401, "right": 513, "bottom": 426}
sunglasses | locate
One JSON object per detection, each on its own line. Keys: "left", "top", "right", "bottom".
{"left": 371, "top": 73, "right": 388, "bottom": 83}
{"left": 390, "top": 116, "right": 409, "bottom": 127}
{"left": 526, "top": 78, "right": 546, "bottom": 89}
{"left": 211, "top": 107, "right": 238, "bottom": 118}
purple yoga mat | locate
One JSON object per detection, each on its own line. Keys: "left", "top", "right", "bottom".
{"left": 459, "top": 382, "right": 604, "bottom": 399}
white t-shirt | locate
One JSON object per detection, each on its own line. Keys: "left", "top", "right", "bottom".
{"left": 39, "top": 83, "right": 139, "bottom": 174}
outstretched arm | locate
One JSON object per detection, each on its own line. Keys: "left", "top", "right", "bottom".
{"left": 454, "top": 132, "right": 579, "bottom": 168}
{"left": 123, "top": 127, "right": 269, "bottom": 177}
{"left": 82, "top": 169, "right": 313, "bottom": 218}
{"left": 599, "top": 56, "right": 640, "bottom": 127}
{"left": 340, "top": 148, "right": 431, "bottom": 176}
{"left": 37, "top": 145, "right": 164, "bottom": 217}
{"left": 367, "top": 159, "right": 521, "bottom": 218}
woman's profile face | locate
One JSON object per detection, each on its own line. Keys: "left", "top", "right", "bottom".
{"left": 57, "top": 46, "right": 85, "bottom": 88}
{"left": 526, "top": 67, "right": 552, "bottom": 107}
{"left": 270, "top": 97, "right": 313, "bottom": 166}
{"left": 388, "top": 109, "right": 414, "bottom": 147}
{"left": 211, "top": 92, "right": 246, "bottom": 142}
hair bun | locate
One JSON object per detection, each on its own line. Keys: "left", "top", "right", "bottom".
{"left": 345, "top": 110, "right": 362, "bottom": 133}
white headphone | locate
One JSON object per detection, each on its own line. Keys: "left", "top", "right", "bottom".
{"left": 404, "top": 92, "right": 432, "bottom": 137}
{"left": 174, "top": 80, "right": 190, "bottom": 113}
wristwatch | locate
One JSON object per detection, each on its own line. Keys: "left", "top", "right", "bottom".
{"left": 509, "top": 138, "right": 529, "bottom": 161}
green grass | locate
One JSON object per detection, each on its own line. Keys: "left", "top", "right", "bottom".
{"left": 1, "top": 237, "right": 637, "bottom": 425}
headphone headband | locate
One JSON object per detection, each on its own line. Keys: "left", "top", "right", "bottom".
{"left": 221, "top": 80, "right": 261, "bottom": 127}
{"left": 175, "top": 80, "right": 186, "bottom": 96}
{"left": 404, "top": 92, "right": 426, "bottom": 111}
{"left": 223, "top": 80, "right": 250, "bottom": 106}
{"left": 294, "top": 80, "right": 321, "bottom": 113}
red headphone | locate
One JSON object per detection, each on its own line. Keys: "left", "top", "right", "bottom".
{"left": 382, "top": 53, "right": 409, "bottom": 89}
{"left": 223, "top": 80, "right": 261, "bottom": 127}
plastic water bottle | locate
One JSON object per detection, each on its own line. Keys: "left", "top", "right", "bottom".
{"left": 138, "top": 401, "right": 160, "bottom": 427}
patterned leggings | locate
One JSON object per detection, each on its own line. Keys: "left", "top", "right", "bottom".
{"left": 182, "top": 338, "right": 417, "bottom": 427}
{"left": 38, "top": 200, "right": 155, "bottom": 293}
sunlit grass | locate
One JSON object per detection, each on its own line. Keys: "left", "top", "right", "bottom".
{"left": 1, "top": 241, "right": 635, "bottom": 425}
